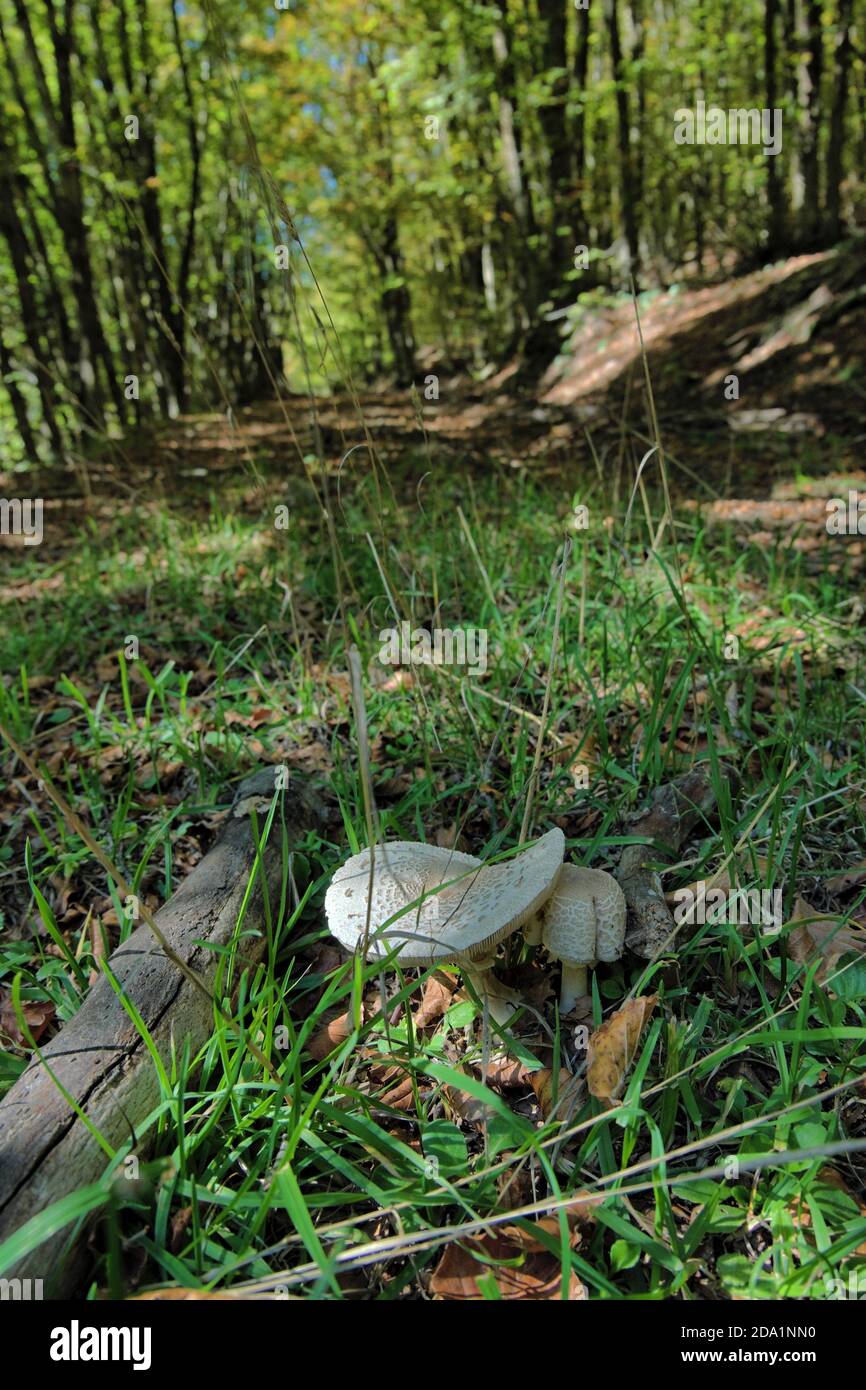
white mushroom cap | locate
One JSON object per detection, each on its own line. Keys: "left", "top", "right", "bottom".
{"left": 326, "top": 828, "right": 565, "bottom": 967}
{"left": 541, "top": 864, "right": 627, "bottom": 968}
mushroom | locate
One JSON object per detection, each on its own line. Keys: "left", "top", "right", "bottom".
{"left": 535, "top": 864, "right": 627, "bottom": 1014}
{"left": 325, "top": 829, "right": 565, "bottom": 1023}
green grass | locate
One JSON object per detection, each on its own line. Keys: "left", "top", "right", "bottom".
{"left": 1, "top": 454, "right": 866, "bottom": 1300}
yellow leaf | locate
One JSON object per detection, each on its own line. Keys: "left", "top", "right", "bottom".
{"left": 587, "top": 996, "right": 658, "bottom": 1104}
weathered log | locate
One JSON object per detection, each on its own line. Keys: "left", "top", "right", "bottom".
{"left": 616, "top": 761, "right": 740, "bottom": 958}
{"left": 0, "top": 767, "right": 323, "bottom": 1296}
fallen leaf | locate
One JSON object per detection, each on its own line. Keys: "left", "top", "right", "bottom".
{"left": 788, "top": 899, "right": 866, "bottom": 981}
{"left": 496, "top": 1159, "right": 535, "bottom": 1211}
{"left": 476, "top": 1053, "right": 532, "bottom": 1091}
{"left": 379, "top": 1071, "right": 416, "bottom": 1110}
{"left": 88, "top": 912, "right": 107, "bottom": 986}
{"left": 825, "top": 863, "right": 866, "bottom": 896}
{"left": 386, "top": 669, "right": 414, "bottom": 692}
{"left": 565, "top": 1190, "right": 603, "bottom": 1233}
{"left": 169, "top": 1206, "right": 194, "bottom": 1254}
{"left": 0, "top": 992, "right": 56, "bottom": 1048}
{"left": 413, "top": 971, "right": 457, "bottom": 1029}
{"left": 308, "top": 1010, "right": 352, "bottom": 1061}
{"left": 430, "top": 1225, "right": 586, "bottom": 1300}
{"left": 443, "top": 1082, "right": 498, "bottom": 1126}
{"left": 530, "top": 1067, "right": 582, "bottom": 1118}
{"left": 587, "top": 996, "right": 658, "bottom": 1104}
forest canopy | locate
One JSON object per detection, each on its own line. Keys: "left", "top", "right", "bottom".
{"left": 0, "top": 0, "right": 862, "bottom": 465}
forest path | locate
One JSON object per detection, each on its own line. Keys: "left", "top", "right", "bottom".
{"left": 3, "top": 245, "right": 864, "bottom": 563}
{"left": 122, "top": 240, "right": 866, "bottom": 503}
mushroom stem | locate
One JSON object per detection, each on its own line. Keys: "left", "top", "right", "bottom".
{"left": 559, "top": 963, "right": 588, "bottom": 1015}
{"left": 523, "top": 913, "right": 543, "bottom": 946}
{"left": 464, "top": 963, "right": 520, "bottom": 1027}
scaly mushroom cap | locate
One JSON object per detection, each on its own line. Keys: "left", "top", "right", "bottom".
{"left": 541, "top": 864, "right": 627, "bottom": 968}
{"left": 326, "top": 828, "right": 565, "bottom": 967}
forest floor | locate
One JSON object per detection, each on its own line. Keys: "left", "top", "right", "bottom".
{"left": 1, "top": 246, "right": 866, "bottom": 1299}
{"left": 7, "top": 239, "right": 864, "bottom": 562}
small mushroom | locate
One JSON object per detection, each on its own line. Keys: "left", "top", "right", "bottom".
{"left": 536, "top": 864, "right": 627, "bottom": 1014}
{"left": 325, "top": 829, "right": 565, "bottom": 1023}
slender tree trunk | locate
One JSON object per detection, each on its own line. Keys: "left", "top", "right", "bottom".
{"left": 606, "top": 0, "right": 641, "bottom": 281}
{"left": 629, "top": 0, "right": 646, "bottom": 228}
{"left": 0, "top": 335, "right": 40, "bottom": 461}
{"left": 794, "top": 0, "right": 824, "bottom": 246}
{"left": 375, "top": 215, "right": 416, "bottom": 386}
{"left": 491, "top": 0, "right": 537, "bottom": 315}
{"left": 171, "top": 0, "right": 203, "bottom": 339}
{"left": 765, "top": 0, "right": 787, "bottom": 252}
{"left": 572, "top": 1, "right": 591, "bottom": 197}
{"left": 537, "top": 0, "right": 571, "bottom": 294}
{"left": 825, "top": 0, "right": 853, "bottom": 242}
{"left": 9, "top": 0, "right": 123, "bottom": 425}
{"left": 0, "top": 158, "right": 66, "bottom": 453}
{"left": 20, "top": 182, "right": 76, "bottom": 376}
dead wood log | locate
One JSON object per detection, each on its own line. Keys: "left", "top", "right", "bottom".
{"left": 615, "top": 761, "right": 740, "bottom": 959}
{"left": 0, "top": 767, "right": 324, "bottom": 1296}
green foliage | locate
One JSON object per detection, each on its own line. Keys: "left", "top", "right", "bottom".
{"left": 1, "top": 0, "right": 863, "bottom": 458}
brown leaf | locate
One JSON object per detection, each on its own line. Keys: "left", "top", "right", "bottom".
{"left": 283, "top": 740, "right": 332, "bottom": 773}
{"left": 788, "top": 899, "right": 866, "bottom": 982}
{"left": 530, "top": 1068, "right": 582, "bottom": 1118}
{"left": 169, "top": 1206, "right": 194, "bottom": 1255}
{"left": 442, "top": 1082, "right": 498, "bottom": 1127}
{"left": 565, "top": 1190, "right": 603, "bottom": 1233}
{"left": 496, "top": 1160, "right": 535, "bottom": 1212}
{"left": 88, "top": 912, "right": 108, "bottom": 986}
{"left": 380, "top": 670, "right": 414, "bottom": 693}
{"left": 413, "top": 971, "right": 457, "bottom": 1029}
{"left": 249, "top": 706, "right": 277, "bottom": 728}
{"left": 0, "top": 992, "right": 56, "bottom": 1048}
{"left": 477, "top": 1053, "right": 532, "bottom": 1091}
{"left": 825, "top": 863, "right": 866, "bottom": 896}
{"left": 95, "top": 654, "right": 118, "bottom": 682}
{"left": 308, "top": 1010, "right": 352, "bottom": 1061}
{"left": 430, "top": 1227, "right": 586, "bottom": 1300}
{"left": 379, "top": 1072, "right": 416, "bottom": 1110}
{"left": 586, "top": 996, "right": 658, "bottom": 1104}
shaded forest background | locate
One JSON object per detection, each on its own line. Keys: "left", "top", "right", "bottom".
{"left": 1, "top": 0, "right": 864, "bottom": 467}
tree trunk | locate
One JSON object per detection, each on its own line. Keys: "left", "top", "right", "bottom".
{"left": 0, "top": 154, "right": 66, "bottom": 454}
{"left": 537, "top": 0, "right": 571, "bottom": 295}
{"left": 0, "top": 770, "right": 325, "bottom": 1297}
{"left": 794, "top": 0, "right": 824, "bottom": 246}
{"left": 376, "top": 215, "right": 416, "bottom": 386}
{"left": 9, "top": 0, "right": 124, "bottom": 426}
{"left": 572, "top": 1, "right": 591, "bottom": 204}
{"left": 491, "top": 0, "right": 538, "bottom": 316}
{"left": 765, "top": 0, "right": 787, "bottom": 252}
{"left": 824, "top": 0, "right": 853, "bottom": 243}
{"left": 606, "top": 0, "right": 641, "bottom": 282}
{"left": 0, "top": 335, "right": 40, "bottom": 462}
